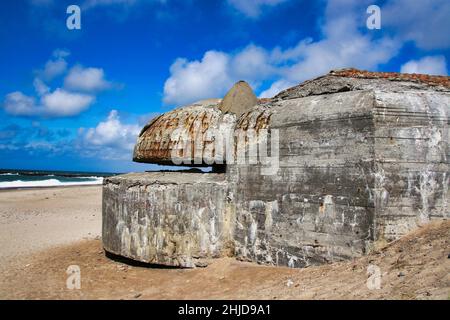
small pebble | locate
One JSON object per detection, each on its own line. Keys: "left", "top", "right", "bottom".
{"left": 134, "top": 293, "right": 142, "bottom": 299}
{"left": 398, "top": 271, "right": 405, "bottom": 277}
{"left": 117, "top": 265, "right": 128, "bottom": 271}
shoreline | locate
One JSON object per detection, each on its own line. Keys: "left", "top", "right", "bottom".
{"left": 0, "top": 169, "right": 111, "bottom": 190}
{"left": 0, "top": 184, "right": 103, "bottom": 192}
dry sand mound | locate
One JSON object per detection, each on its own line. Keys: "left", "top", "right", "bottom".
{"left": 1, "top": 220, "right": 448, "bottom": 300}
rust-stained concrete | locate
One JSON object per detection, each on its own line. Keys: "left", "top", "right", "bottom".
{"left": 103, "top": 70, "right": 449, "bottom": 268}
{"left": 133, "top": 99, "right": 233, "bottom": 166}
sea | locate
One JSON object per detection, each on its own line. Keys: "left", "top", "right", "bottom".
{"left": 0, "top": 169, "right": 117, "bottom": 189}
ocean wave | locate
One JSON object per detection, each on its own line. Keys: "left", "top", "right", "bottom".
{"left": 0, "top": 173, "right": 18, "bottom": 176}
{"left": 0, "top": 178, "right": 103, "bottom": 189}
{"left": 71, "top": 175, "right": 102, "bottom": 179}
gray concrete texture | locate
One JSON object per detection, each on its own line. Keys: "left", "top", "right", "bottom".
{"left": 103, "top": 69, "right": 449, "bottom": 268}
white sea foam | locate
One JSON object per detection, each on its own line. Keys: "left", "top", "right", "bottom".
{"left": 0, "top": 177, "right": 103, "bottom": 189}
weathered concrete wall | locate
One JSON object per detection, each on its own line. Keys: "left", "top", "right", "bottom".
{"left": 229, "top": 90, "right": 377, "bottom": 267}
{"left": 372, "top": 90, "right": 449, "bottom": 242}
{"left": 103, "top": 70, "right": 450, "bottom": 268}
{"left": 102, "top": 172, "right": 234, "bottom": 267}
{"left": 230, "top": 88, "right": 449, "bottom": 267}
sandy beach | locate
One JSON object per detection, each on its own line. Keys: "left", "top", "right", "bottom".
{"left": 0, "top": 186, "right": 102, "bottom": 264}
{"left": 0, "top": 186, "right": 448, "bottom": 300}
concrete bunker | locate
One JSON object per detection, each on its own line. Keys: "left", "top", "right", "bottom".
{"left": 103, "top": 69, "right": 449, "bottom": 268}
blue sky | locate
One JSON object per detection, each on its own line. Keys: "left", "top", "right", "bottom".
{"left": 1, "top": 0, "right": 449, "bottom": 173}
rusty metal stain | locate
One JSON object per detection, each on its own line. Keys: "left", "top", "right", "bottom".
{"left": 232, "top": 106, "right": 274, "bottom": 157}
{"left": 134, "top": 102, "right": 227, "bottom": 165}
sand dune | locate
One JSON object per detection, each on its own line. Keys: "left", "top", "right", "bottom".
{"left": 0, "top": 186, "right": 448, "bottom": 300}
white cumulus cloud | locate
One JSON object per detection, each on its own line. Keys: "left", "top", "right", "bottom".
{"left": 163, "top": 51, "right": 233, "bottom": 106}
{"left": 227, "top": 0, "right": 288, "bottom": 18}
{"left": 64, "top": 65, "right": 112, "bottom": 92}
{"left": 231, "top": 44, "right": 275, "bottom": 82}
{"left": 33, "top": 78, "right": 50, "bottom": 96}
{"left": 4, "top": 92, "right": 37, "bottom": 117}
{"left": 163, "top": 0, "right": 400, "bottom": 103}
{"left": 400, "top": 56, "right": 448, "bottom": 76}
{"left": 259, "top": 79, "right": 294, "bottom": 99}
{"left": 78, "top": 110, "right": 141, "bottom": 160}
{"left": 41, "top": 89, "right": 95, "bottom": 117}
{"left": 40, "top": 49, "right": 70, "bottom": 81}
{"left": 4, "top": 89, "right": 95, "bottom": 118}
{"left": 382, "top": 0, "right": 450, "bottom": 50}
{"left": 3, "top": 49, "right": 115, "bottom": 118}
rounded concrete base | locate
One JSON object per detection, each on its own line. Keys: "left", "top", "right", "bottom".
{"left": 102, "top": 172, "right": 232, "bottom": 267}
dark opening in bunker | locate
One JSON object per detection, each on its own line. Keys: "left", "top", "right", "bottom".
{"left": 144, "top": 164, "right": 227, "bottom": 174}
